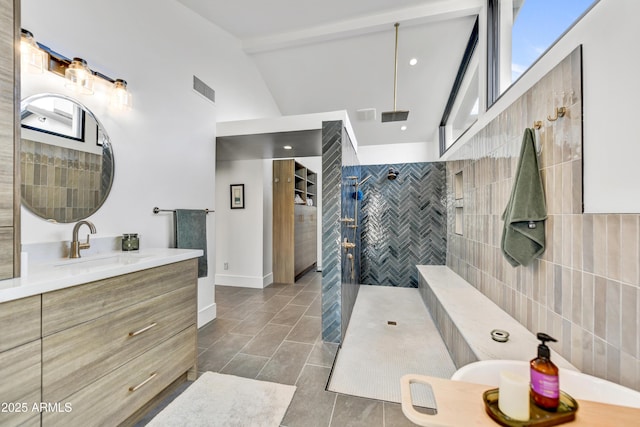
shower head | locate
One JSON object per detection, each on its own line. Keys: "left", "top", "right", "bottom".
{"left": 381, "top": 23, "right": 410, "bottom": 123}
{"left": 381, "top": 110, "right": 409, "bottom": 122}
{"left": 388, "top": 168, "right": 399, "bottom": 180}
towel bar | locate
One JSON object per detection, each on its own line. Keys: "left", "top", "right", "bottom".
{"left": 153, "top": 207, "right": 213, "bottom": 214}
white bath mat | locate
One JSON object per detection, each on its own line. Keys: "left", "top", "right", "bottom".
{"left": 148, "top": 372, "right": 296, "bottom": 427}
{"left": 327, "top": 286, "right": 456, "bottom": 407}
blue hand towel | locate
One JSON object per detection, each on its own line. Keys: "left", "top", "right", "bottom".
{"left": 501, "top": 128, "right": 547, "bottom": 267}
{"left": 174, "top": 209, "right": 208, "bottom": 278}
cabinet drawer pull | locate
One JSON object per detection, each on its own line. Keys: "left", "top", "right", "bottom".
{"left": 128, "top": 322, "right": 158, "bottom": 337}
{"left": 128, "top": 372, "right": 158, "bottom": 392}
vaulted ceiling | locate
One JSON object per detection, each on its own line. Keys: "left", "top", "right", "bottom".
{"left": 177, "top": 0, "right": 480, "bottom": 150}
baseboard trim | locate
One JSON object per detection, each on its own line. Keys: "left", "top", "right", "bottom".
{"left": 198, "top": 302, "right": 216, "bottom": 327}
{"left": 263, "top": 272, "right": 273, "bottom": 287}
{"left": 215, "top": 273, "right": 266, "bottom": 289}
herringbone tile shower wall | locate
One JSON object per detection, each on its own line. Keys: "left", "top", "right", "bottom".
{"left": 321, "top": 120, "right": 344, "bottom": 343}
{"left": 360, "top": 163, "right": 447, "bottom": 287}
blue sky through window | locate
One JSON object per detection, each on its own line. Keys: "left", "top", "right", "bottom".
{"left": 512, "top": 0, "right": 596, "bottom": 80}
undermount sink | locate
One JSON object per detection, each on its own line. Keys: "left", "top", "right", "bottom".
{"left": 451, "top": 359, "right": 640, "bottom": 408}
{"left": 52, "top": 252, "right": 153, "bottom": 268}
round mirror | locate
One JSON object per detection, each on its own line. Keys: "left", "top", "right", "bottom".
{"left": 20, "top": 93, "right": 115, "bottom": 223}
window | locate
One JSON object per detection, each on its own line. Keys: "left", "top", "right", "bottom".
{"left": 439, "top": 18, "right": 479, "bottom": 155}
{"left": 488, "top": 0, "right": 598, "bottom": 105}
{"left": 21, "top": 96, "right": 85, "bottom": 141}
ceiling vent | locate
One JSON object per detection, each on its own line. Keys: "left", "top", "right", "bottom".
{"left": 193, "top": 75, "right": 215, "bottom": 104}
{"left": 356, "top": 108, "right": 376, "bottom": 121}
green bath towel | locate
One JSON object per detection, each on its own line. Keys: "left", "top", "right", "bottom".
{"left": 175, "top": 209, "right": 208, "bottom": 278}
{"left": 501, "top": 128, "right": 547, "bottom": 267}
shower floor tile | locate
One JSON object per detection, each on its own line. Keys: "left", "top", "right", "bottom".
{"left": 327, "top": 285, "right": 456, "bottom": 407}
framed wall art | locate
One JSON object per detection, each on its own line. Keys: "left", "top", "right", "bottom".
{"left": 230, "top": 184, "right": 245, "bottom": 209}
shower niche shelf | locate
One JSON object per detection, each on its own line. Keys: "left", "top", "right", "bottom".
{"left": 454, "top": 170, "right": 464, "bottom": 235}
{"left": 454, "top": 171, "right": 464, "bottom": 200}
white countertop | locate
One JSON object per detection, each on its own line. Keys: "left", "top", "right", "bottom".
{"left": 1, "top": 248, "right": 203, "bottom": 303}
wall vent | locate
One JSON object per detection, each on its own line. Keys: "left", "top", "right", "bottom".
{"left": 193, "top": 75, "right": 215, "bottom": 104}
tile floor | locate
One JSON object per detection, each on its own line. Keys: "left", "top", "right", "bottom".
{"left": 140, "top": 271, "right": 418, "bottom": 426}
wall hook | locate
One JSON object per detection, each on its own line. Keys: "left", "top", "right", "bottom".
{"left": 547, "top": 106, "right": 566, "bottom": 122}
{"left": 532, "top": 123, "right": 542, "bottom": 155}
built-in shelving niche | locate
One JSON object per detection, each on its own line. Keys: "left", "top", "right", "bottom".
{"left": 294, "top": 162, "right": 316, "bottom": 206}
{"left": 454, "top": 171, "right": 463, "bottom": 235}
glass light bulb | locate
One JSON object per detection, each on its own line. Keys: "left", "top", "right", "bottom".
{"left": 109, "top": 79, "right": 132, "bottom": 111}
{"left": 65, "top": 58, "right": 94, "bottom": 95}
{"left": 20, "top": 30, "right": 45, "bottom": 73}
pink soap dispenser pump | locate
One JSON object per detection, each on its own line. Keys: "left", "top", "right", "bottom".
{"left": 530, "top": 332, "right": 560, "bottom": 411}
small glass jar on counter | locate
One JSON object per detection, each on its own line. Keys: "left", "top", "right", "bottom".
{"left": 121, "top": 233, "right": 139, "bottom": 251}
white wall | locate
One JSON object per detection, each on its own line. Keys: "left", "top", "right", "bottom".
{"left": 215, "top": 156, "right": 322, "bottom": 288}
{"left": 262, "top": 159, "right": 273, "bottom": 280}
{"left": 358, "top": 141, "right": 437, "bottom": 165}
{"left": 215, "top": 159, "right": 272, "bottom": 288}
{"left": 444, "top": 0, "right": 640, "bottom": 213}
{"left": 20, "top": 0, "right": 280, "bottom": 325}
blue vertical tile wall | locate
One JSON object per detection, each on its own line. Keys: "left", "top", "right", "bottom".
{"left": 321, "top": 120, "right": 344, "bottom": 343}
{"left": 359, "top": 163, "right": 447, "bottom": 287}
{"left": 340, "top": 130, "right": 361, "bottom": 341}
{"left": 321, "top": 121, "right": 361, "bottom": 343}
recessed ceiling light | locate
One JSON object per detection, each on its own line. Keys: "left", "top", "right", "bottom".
{"left": 283, "top": 145, "right": 292, "bottom": 150}
{"left": 409, "top": 58, "right": 418, "bottom": 66}
{"left": 400, "top": 125, "right": 407, "bottom": 131}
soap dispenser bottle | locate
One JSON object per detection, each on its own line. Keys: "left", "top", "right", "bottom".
{"left": 530, "top": 332, "right": 559, "bottom": 411}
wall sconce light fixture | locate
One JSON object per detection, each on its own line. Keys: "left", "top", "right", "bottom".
{"left": 20, "top": 29, "right": 46, "bottom": 73}
{"left": 20, "top": 28, "right": 132, "bottom": 111}
{"left": 65, "top": 57, "right": 94, "bottom": 94}
{"left": 109, "top": 79, "right": 132, "bottom": 111}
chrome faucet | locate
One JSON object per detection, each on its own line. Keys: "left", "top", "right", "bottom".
{"left": 70, "top": 220, "right": 97, "bottom": 258}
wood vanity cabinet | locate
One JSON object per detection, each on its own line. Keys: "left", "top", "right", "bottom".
{"left": 0, "top": 296, "right": 42, "bottom": 427}
{"left": 40, "top": 259, "right": 198, "bottom": 426}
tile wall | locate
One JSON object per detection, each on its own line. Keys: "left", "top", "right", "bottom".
{"left": 21, "top": 138, "right": 104, "bottom": 221}
{"left": 321, "top": 120, "right": 342, "bottom": 343}
{"left": 340, "top": 130, "right": 361, "bottom": 341}
{"left": 321, "top": 120, "right": 361, "bottom": 343}
{"left": 360, "top": 163, "right": 447, "bottom": 287}
{"left": 445, "top": 46, "right": 640, "bottom": 390}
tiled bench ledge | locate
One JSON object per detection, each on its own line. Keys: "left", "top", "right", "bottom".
{"left": 417, "top": 265, "right": 576, "bottom": 371}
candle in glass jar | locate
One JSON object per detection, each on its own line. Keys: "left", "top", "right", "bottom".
{"left": 498, "top": 371, "right": 530, "bottom": 421}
